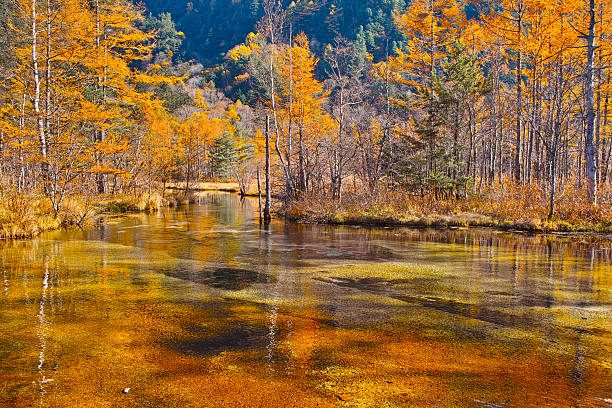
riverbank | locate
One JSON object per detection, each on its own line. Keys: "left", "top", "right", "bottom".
{"left": 4, "top": 181, "right": 612, "bottom": 239}
{"left": 288, "top": 209, "right": 612, "bottom": 234}
{"left": 0, "top": 182, "right": 266, "bottom": 240}
{"left": 165, "top": 181, "right": 262, "bottom": 196}
{"left": 0, "top": 191, "right": 194, "bottom": 240}
{"left": 165, "top": 181, "right": 242, "bottom": 193}
{"left": 283, "top": 185, "right": 612, "bottom": 234}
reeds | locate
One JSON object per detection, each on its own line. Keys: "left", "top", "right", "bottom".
{"left": 102, "top": 192, "right": 164, "bottom": 213}
{"left": 0, "top": 192, "right": 62, "bottom": 239}
{"left": 285, "top": 179, "right": 612, "bottom": 233}
{"left": 102, "top": 191, "right": 197, "bottom": 213}
{"left": 0, "top": 189, "right": 199, "bottom": 239}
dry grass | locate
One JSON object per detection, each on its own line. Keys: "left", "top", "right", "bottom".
{"left": 165, "top": 181, "right": 261, "bottom": 195}
{"left": 285, "top": 179, "right": 612, "bottom": 233}
{"left": 102, "top": 192, "right": 165, "bottom": 213}
{"left": 0, "top": 193, "right": 62, "bottom": 239}
{"left": 102, "top": 190, "right": 199, "bottom": 213}
{"left": 0, "top": 189, "right": 199, "bottom": 240}
{"left": 166, "top": 181, "right": 241, "bottom": 192}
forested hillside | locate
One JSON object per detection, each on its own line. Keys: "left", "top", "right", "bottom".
{"left": 141, "top": 0, "right": 408, "bottom": 64}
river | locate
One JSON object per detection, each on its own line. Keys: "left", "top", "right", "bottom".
{"left": 0, "top": 192, "right": 611, "bottom": 407}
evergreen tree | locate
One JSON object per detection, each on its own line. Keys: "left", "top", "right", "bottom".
{"left": 141, "top": 12, "right": 183, "bottom": 58}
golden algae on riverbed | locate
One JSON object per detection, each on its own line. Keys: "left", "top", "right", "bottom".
{"left": 1, "top": 194, "right": 611, "bottom": 407}
{"left": 310, "top": 326, "right": 608, "bottom": 407}
{"left": 5, "top": 291, "right": 609, "bottom": 408}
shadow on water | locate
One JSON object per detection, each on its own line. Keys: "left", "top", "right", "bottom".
{"left": 315, "top": 276, "right": 612, "bottom": 337}
{"left": 162, "top": 265, "right": 277, "bottom": 291}
{"left": 171, "top": 322, "right": 271, "bottom": 356}
{"left": 315, "top": 276, "right": 536, "bottom": 329}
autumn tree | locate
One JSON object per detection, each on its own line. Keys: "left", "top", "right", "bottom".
{"left": 276, "top": 33, "right": 330, "bottom": 194}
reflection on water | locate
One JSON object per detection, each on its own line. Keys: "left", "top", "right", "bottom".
{"left": 36, "top": 262, "right": 49, "bottom": 408}
{"left": 0, "top": 193, "right": 611, "bottom": 407}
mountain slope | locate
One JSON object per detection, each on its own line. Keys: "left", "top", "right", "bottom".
{"left": 141, "top": 0, "right": 408, "bottom": 64}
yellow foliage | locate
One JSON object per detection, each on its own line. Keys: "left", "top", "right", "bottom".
{"left": 227, "top": 32, "right": 261, "bottom": 61}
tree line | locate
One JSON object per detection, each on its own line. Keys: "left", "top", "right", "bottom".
{"left": 223, "top": 0, "right": 612, "bottom": 218}
{"left": 1, "top": 0, "right": 611, "bottom": 222}
{"left": 0, "top": 0, "right": 257, "bottom": 214}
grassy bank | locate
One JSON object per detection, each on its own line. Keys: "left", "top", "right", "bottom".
{"left": 165, "top": 181, "right": 241, "bottom": 193}
{"left": 165, "top": 181, "right": 262, "bottom": 196}
{"left": 0, "top": 194, "right": 63, "bottom": 239}
{"left": 284, "top": 182, "right": 612, "bottom": 234}
{"left": 0, "top": 190, "right": 195, "bottom": 240}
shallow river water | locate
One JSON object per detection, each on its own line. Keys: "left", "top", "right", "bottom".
{"left": 1, "top": 193, "right": 611, "bottom": 407}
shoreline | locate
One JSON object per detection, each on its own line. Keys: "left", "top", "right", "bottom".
{"left": 0, "top": 191, "right": 195, "bottom": 240}
{"left": 3, "top": 187, "right": 611, "bottom": 241}
{"left": 288, "top": 215, "right": 612, "bottom": 239}
{"left": 283, "top": 207, "right": 612, "bottom": 237}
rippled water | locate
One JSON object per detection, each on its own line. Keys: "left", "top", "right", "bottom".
{"left": 0, "top": 193, "right": 611, "bottom": 407}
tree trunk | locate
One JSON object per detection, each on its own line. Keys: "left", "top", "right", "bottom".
{"left": 584, "top": 0, "right": 598, "bottom": 204}
{"left": 264, "top": 115, "right": 271, "bottom": 224}
{"left": 287, "top": 23, "right": 294, "bottom": 194}
{"left": 31, "top": 0, "right": 50, "bottom": 198}
{"left": 514, "top": 4, "right": 523, "bottom": 182}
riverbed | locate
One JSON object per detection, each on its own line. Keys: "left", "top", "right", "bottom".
{"left": 1, "top": 193, "right": 611, "bottom": 407}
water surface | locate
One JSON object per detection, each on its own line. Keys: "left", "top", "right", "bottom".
{"left": 1, "top": 193, "right": 611, "bottom": 407}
